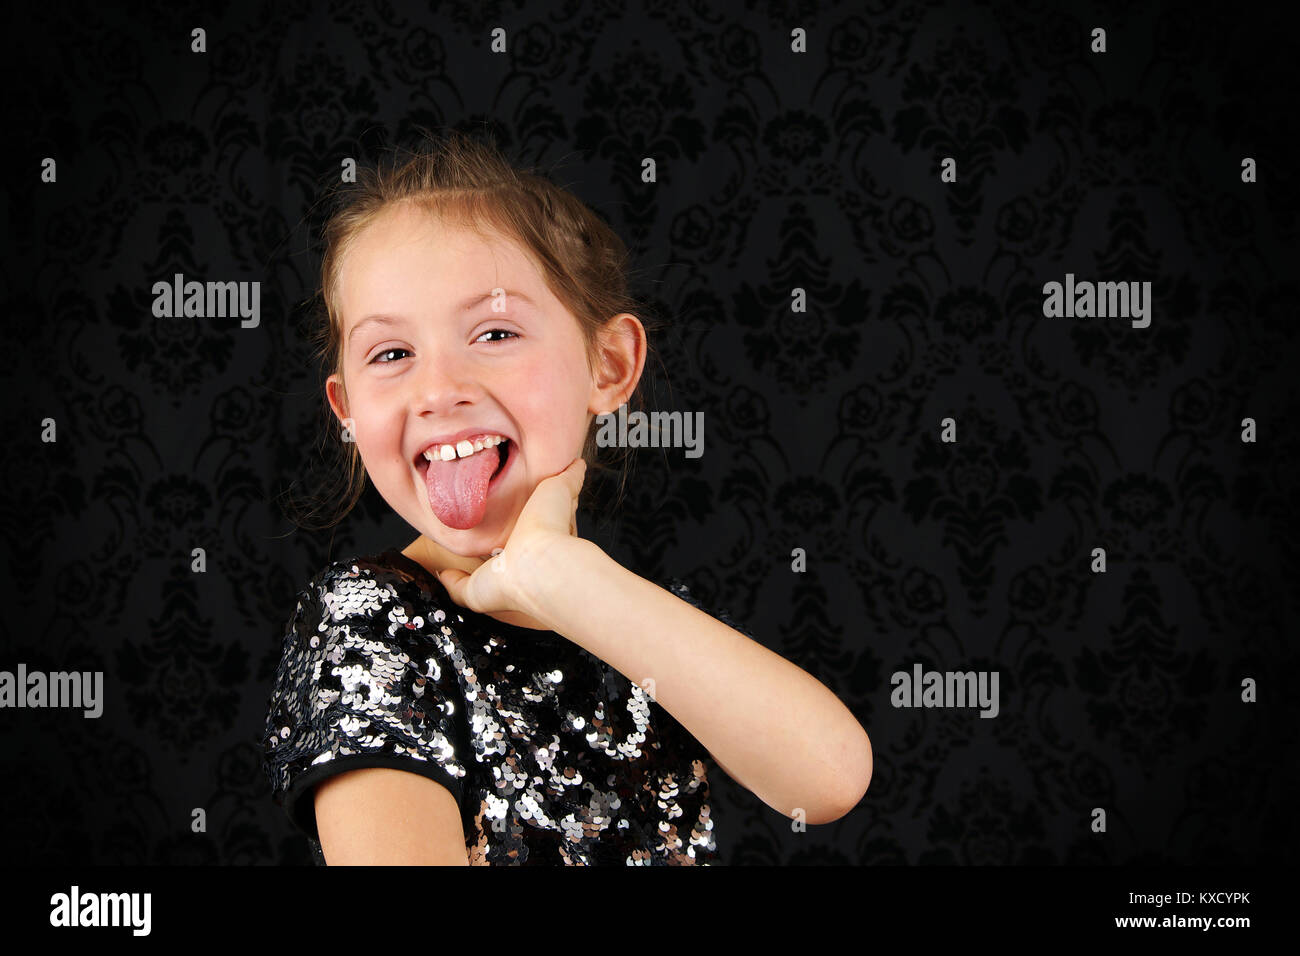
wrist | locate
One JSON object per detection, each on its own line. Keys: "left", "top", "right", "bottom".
{"left": 516, "top": 535, "right": 606, "bottom": 629}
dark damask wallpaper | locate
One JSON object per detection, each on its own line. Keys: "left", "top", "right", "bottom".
{"left": 3, "top": 0, "right": 1296, "bottom": 866}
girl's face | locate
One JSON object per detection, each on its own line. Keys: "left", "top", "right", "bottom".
{"left": 326, "top": 201, "right": 632, "bottom": 564}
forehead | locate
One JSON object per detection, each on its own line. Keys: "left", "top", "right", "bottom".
{"left": 336, "top": 201, "right": 546, "bottom": 314}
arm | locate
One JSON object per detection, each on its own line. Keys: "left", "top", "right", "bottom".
{"left": 314, "top": 767, "right": 470, "bottom": 865}
{"left": 522, "top": 538, "right": 874, "bottom": 825}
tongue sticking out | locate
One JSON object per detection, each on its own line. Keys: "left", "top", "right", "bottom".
{"left": 424, "top": 446, "right": 502, "bottom": 530}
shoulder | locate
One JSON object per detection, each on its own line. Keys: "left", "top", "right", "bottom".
{"left": 263, "top": 553, "right": 471, "bottom": 760}
{"left": 306, "top": 552, "right": 430, "bottom": 621}
{"left": 289, "top": 551, "right": 463, "bottom": 633}
{"left": 262, "top": 553, "right": 474, "bottom": 827}
{"left": 268, "top": 552, "right": 467, "bottom": 704}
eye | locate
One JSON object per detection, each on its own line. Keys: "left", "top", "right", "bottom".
{"left": 368, "top": 330, "right": 517, "bottom": 365}
{"left": 369, "top": 348, "right": 410, "bottom": 365}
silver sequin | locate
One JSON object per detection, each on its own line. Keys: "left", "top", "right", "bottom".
{"left": 263, "top": 550, "right": 722, "bottom": 866}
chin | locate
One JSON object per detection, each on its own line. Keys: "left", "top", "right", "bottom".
{"left": 432, "top": 516, "right": 516, "bottom": 558}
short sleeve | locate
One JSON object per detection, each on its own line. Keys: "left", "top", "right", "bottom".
{"left": 262, "top": 564, "right": 472, "bottom": 845}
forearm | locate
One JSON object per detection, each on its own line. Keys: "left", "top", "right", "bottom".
{"left": 522, "top": 538, "right": 873, "bottom": 823}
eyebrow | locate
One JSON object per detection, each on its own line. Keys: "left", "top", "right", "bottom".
{"left": 348, "top": 289, "right": 539, "bottom": 346}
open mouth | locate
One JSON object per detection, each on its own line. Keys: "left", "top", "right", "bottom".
{"left": 489, "top": 438, "right": 510, "bottom": 482}
{"left": 415, "top": 438, "right": 512, "bottom": 485}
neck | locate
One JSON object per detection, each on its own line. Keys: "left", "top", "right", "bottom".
{"left": 402, "top": 535, "right": 489, "bottom": 575}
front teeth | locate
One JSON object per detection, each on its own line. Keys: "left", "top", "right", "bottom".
{"left": 424, "top": 434, "right": 506, "bottom": 462}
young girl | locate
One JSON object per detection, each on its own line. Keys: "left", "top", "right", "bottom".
{"left": 262, "top": 131, "right": 873, "bottom": 865}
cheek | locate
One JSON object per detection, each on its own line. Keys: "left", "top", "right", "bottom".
{"left": 511, "top": 356, "right": 590, "bottom": 459}
{"left": 349, "top": 401, "right": 403, "bottom": 465}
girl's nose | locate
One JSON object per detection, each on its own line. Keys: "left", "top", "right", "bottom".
{"left": 409, "top": 351, "right": 482, "bottom": 415}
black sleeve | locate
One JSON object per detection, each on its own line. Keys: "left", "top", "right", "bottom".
{"left": 262, "top": 565, "right": 471, "bottom": 844}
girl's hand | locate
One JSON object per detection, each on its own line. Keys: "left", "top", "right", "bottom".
{"left": 435, "top": 457, "right": 587, "bottom": 618}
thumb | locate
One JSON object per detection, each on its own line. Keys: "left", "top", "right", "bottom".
{"left": 566, "top": 458, "right": 587, "bottom": 535}
{"left": 436, "top": 567, "right": 468, "bottom": 601}
{"left": 566, "top": 457, "right": 588, "bottom": 490}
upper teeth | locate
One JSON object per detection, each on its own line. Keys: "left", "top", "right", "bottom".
{"left": 423, "top": 435, "right": 507, "bottom": 462}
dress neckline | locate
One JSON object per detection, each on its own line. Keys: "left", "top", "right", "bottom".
{"left": 378, "top": 547, "right": 445, "bottom": 588}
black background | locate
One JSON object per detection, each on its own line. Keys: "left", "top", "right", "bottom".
{"left": 2, "top": 0, "right": 1296, "bottom": 867}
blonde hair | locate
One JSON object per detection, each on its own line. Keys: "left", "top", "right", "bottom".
{"left": 281, "top": 128, "right": 663, "bottom": 531}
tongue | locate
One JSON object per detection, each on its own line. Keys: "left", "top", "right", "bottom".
{"left": 424, "top": 447, "right": 499, "bottom": 529}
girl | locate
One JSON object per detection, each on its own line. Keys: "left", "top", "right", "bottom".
{"left": 262, "top": 131, "right": 873, "bottom": 865}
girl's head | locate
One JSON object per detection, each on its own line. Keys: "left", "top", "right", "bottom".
{"left": 292, "top": 130, "right": 661, "bottom": 558}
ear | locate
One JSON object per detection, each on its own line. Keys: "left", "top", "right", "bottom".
{"left": 588, "top": 313, "right": 646, "bottom": 415}
{"left": 326, "top": 373, "right": 350, "bottom": 426}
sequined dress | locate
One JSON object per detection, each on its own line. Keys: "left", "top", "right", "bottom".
{"left": 262, "top": 548, "right": 743, "bottom": 865}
